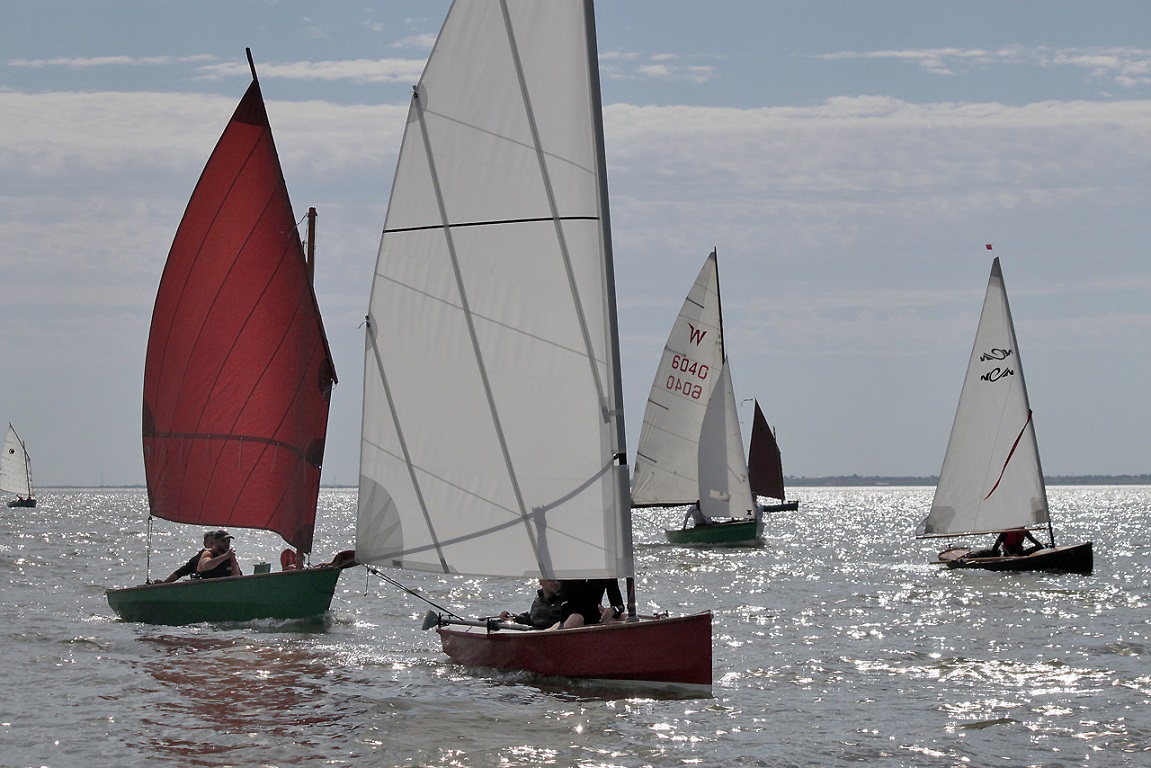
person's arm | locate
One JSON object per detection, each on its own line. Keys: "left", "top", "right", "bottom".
{"left": 197, "top": 549, "right": 235, "bottom": 573}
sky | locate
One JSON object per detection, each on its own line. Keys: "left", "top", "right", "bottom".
{"left": 3, "top": 0, "right": 1151, "bottom": 487}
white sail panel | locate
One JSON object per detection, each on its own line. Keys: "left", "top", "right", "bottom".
{"left": 697, "top": 362, "right": 755, "bottom": 520}
{"left": 0, "top": 424, "right": 32, "bottom": 498}
{"left": 358, "top": 0, "right": 630, "bottom": 579}
{"left": 632, "top": 251, "right": 725, "bottom": 506}
{"left": 919, "top": 258, "right": 1049, "bottom": 537}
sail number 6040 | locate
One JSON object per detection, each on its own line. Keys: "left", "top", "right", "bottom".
{"left": 666, "top": 355, "right": 709, "bottom": 399}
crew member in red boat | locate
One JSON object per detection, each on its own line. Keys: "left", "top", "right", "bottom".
{"left": 992, "top": 527, "right": 1044, "bottom": 557}
{"left": 195, "top": 530, "right": 241, "bottom": 579}
{"left": 558, "top": 579, "right": 627, "bottom": 628}
{"left": 153, "top": 530, "right": 219, "bottom": 584}
{"left": 499, "top": 578, "right": 564, "bottom": 629}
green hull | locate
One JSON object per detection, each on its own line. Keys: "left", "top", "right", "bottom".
{"left": 665, "top": 518, "right": 763, "bottom": 547}
{"left": 106, "top": 565, "right": 345, "bottom": 625}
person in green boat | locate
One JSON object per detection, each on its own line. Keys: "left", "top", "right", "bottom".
{"left": 154, "top": 530, "right": 219, "bottom": 584}
{"left": 195, "top": 530, "right": 241, "bottom": 579}
{"left": 686, "top": 501, "right": 713, "bottom": 527}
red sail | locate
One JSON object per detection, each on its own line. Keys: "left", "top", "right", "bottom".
{"left": 142, "top": 79, "right": 336, "bottom": 553}
{"left": 747, "top": 400, "right": 786, "bottom": 501}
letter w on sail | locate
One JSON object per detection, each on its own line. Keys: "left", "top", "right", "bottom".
{"left": 687, "top": 323, "right": 707, "bottom": 346}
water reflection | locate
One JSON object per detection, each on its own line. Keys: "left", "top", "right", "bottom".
{"left": 131, "top": 634, "right": 360, "bottom": 762}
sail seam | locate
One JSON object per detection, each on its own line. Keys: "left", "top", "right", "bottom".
{"left": 383, "top": 215, "right": 597, "bottom": 235}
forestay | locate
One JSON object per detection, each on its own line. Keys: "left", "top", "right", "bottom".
{"left": 632, "top": 250, "right": 726, "bottom": 506}
{"left": 697, "top": 362, "right": 755, "bottom": 520}
{"left": 918, "top": 258, "right": 1049, "bottom": 538}
{"left": 357, "top": 0, "right": 631, "bottom": 579}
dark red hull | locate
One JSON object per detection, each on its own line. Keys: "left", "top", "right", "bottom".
{"left": 438, "top": 612, "right": 712, "bottom": 690}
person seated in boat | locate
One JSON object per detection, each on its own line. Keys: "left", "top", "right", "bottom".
{"left": 154, "top": 530, "right": 218, "bottom": 584}
{"left": 557, "top": 578, "right": 627, "bottom": 628}
{"left": 499, "top": 578, "right": 564, "bottom": 629}
{"left": 194, "top": 530, "right": 241, "bottom": 579}
{"left": 686, "top": 501, "right": 713, "bottom": 527}
{"left": 992, "top": 527, "right": 1045, "bottom": 557}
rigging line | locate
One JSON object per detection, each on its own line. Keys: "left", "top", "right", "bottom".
{"left": 983, "top": 409, "right": 1033, "bottom": 500}
{"left": 363, "top": 564, "right": 462, "bottom": 620}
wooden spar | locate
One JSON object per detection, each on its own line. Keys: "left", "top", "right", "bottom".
{"left": 306, "top": 207, "right": 317, "bottom": 285}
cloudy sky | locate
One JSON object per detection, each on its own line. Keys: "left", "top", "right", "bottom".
{"left": 3, "top": 0, "right": 1150, "bottom": 487}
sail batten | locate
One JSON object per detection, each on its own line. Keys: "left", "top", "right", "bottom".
{"left": 142, "top": 78, "right": 336, "bottom": 554}
{"left": 918, "top": 257, "right": 1049, "bottom": 539}
{"left": 358, "top": 0, "right": 629, "bottom": 580}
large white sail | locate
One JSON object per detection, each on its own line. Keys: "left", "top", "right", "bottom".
{"left": 697, "top": 362, "right": 756, "bottom": 520}
{"left": 632, "top": 250, "right": 725, "bottom": 506}
{"left": 918, "top": 258, "right": 1049, "bottom": 538}
{"left": 357, "top": 0, "right": 630, "bottom": 579}
{"left": 0, "top": 424, "right": 33, "bottom": 498}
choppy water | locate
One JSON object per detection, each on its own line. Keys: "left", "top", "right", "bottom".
{"left": 2, "top": 486, "right": 1148, "bottom": 767}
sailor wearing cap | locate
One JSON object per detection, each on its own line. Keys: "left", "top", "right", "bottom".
{"left": 195, "top": 529, "right": 241, "bottom": 579}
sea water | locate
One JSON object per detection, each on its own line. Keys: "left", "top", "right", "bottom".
{"left": 1, "top": 486, "right": 1148, "bottom": 767}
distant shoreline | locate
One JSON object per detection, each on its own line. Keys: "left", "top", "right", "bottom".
{"left": 39, "top": 475, "right": 1151, "bottom": 490}
{"left": 784, "top": 475, "right": 1151, "bottom": 487}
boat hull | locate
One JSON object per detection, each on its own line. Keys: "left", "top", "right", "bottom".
{"left": 106, "top": 565, "right": 346, "bottom": 625}
{"left": 6, "top": 497, "right": 35, "bottom": 508}
{"left": 665, "top": 518, "right": 763, "bottom": 546}
{"left": 936, "top": 542, "right": 1093, "bottom": 574}
{"left": 438, "top": 612, "right": 712, "bottom": 690}
{"left": 761, "top": 500, "right": 798, "bottom": 513}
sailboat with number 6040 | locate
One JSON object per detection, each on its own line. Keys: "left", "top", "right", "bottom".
{"left": 355, "top": 0, "right": 711, "bottom": 691}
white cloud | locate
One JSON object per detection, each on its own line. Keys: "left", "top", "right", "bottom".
{"left": 816, "top": 46, "right": 1151, "bottom": 88}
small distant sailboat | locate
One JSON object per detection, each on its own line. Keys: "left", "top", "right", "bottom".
{"left": 355, "top": 0, "right": 711, "bottom": 691}
{"left": 748, "top": 401, "right": 799, "bottom": 513}
{"left": 2, "top": 424, "right": 36, "bottom": 508}
{"left": 633, "top": 250, "right": 786, "bottom": 546}
{"left": 106, "top": 51, "right": 353, "bottom": 625}
{"left": 916, "top": 257, "right": 1092, "bottom": 573}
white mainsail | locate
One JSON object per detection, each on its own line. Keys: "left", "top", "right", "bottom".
{"left": 918, "top": 257, "right": 1049, "bottom": 538}
{"left": 0, "top": 424, "right": 33, "bottom": 498}
{"left": 357, "top": 0, "right": 631, "bottom": 579}
{"left": 632, "top": 250, "right": 725, "bottom": 506}
{"left": 697, "top": 362, "right": 756, "bottom": 520}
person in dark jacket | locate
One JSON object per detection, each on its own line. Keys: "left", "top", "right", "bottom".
{"left": 500, "top": 578, "right": 564, "bottom": 629}
{"left": 558, "top": 578, "right": 627, "bottom": 628}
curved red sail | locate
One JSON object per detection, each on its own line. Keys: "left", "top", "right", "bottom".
{"left": 142, "top": 78, "right": 336, "bottom": 553}
{"left": 748, "top": 400, "right": 785, "bottom": 501}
